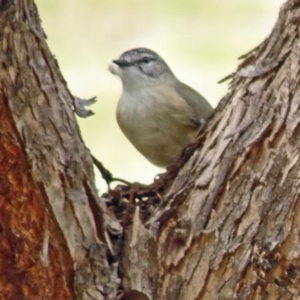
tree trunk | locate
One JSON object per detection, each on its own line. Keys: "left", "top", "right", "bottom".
{"left": 0, "top": 1, "right": 117, "bottom": 299}
{"left": 1, "top": 0, "right": 300, "bottom": 299}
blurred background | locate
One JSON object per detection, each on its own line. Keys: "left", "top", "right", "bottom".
{"left": 35, "top": 0, "right": 283, "bottom": 192}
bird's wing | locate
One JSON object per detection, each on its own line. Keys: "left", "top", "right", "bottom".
{"left": 173, "top": 81, "right": 213, "bottom": 124}
{"left": 152, "top": 85, "right": 200, "bottom": 128}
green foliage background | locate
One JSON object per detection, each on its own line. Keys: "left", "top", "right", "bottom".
{"left": 35, "top": 0, "right": 283, "bottom": 191}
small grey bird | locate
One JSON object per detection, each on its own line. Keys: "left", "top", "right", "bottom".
{"left": 110, "top": 48, "right": 212, "bottom": 168}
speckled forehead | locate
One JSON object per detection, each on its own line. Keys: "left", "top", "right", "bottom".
{"left": 119, "top": 48, "right": 157, "bottom": 62}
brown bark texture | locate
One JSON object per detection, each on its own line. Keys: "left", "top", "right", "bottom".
{"left": 1, "top": 0, "right": 300, "bottom": 300}
{"left": 0, "top": 1, "right": 118, "bottom": 299}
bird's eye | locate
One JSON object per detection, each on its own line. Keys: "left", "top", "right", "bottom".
{"left": 142, "top": 57, "right": 150, "bottom": 63}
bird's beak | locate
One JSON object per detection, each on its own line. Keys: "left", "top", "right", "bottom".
{"left": 112, "top": 59, "right": 132, "bottom": 67}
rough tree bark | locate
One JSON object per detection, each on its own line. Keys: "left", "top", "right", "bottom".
{"left": 0, "top": 0, "right": 300, "bottom": 299}
{"left": 0, "top": 1, "right": 118, "bottom": 299}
